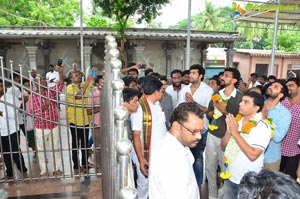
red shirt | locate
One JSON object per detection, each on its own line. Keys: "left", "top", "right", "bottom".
{"left": 29, "top": 84, "right": 64, "bottom": 129}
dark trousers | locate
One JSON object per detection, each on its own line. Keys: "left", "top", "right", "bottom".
{"left": 1, "top": 132, "right": 27, "bottom": 177}
{"left": 280, "top": 154, "right": 300, "bottom": 179}
{"left": 70, "top": 124, "right": 89, "bottom": 169}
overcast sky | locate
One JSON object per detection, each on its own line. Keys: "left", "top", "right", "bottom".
{"left": 154, "top": 0, "right": 232, "bottom": 27}
{"left": 80, "top": 0, "right": 232, "bottom": 27}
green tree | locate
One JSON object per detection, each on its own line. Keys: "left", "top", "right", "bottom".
{"left": 170, "top": 5, "right": 233, "bottom": 32}
{"left": 0, "top": 0, "right": 79, "bottom": 26}
{"left": 265, "top": 31, "right": 300, "bottom": 52}
{"left": 93, "top": 0, "right": 170, "bottom": 67}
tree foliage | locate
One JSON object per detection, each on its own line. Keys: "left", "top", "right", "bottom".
{"left": 168, "top": 2, "right": 300, "bottom": 52}
{"left": 0, "top": 0, "right": 79, "bottom": 26}
{"left": 93, "top": 0, "right": 170, "bottom": 66}
{"left": 170, "top": 3, "right": 233, "bottom": 32}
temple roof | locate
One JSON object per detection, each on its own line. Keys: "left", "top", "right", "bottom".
{"left": 0, "top": 26, "right": 243, "bottom": 43}
{"left": 236, "top": 49, "right": 300, "bottom": 58}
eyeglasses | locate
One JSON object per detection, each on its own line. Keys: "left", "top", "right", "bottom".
{"left": 178, "top": 121, "right": 206, "bottom": 135}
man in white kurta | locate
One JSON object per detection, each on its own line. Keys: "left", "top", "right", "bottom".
{"left": 149, "top": 133, "right": 199, "bottom": 199}
{"left": 131, "top": 76, "right": 167, "bottom": 199}
{"left": 149, "top": 102, "right": 203, "bottom": 199}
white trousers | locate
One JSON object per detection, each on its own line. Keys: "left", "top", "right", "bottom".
{"left": 131, "top": 148, "right": 149, "bottom": 199}
{"left": 36, "top": 126, "right": 62, "bottom": 174}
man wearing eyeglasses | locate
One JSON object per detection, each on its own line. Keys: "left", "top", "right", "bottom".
{"left": 205, "top": 67, "right": 243, "bottom": 199}
{"left": 149, "top": 102, "right": 204, "bottom": 199}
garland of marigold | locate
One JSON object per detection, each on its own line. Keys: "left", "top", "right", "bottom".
{"left": 220, "top": 113, "right": 275, "bottom": 180}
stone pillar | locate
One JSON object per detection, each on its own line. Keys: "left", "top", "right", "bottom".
{"left": 161, "top": 42, "right": 177, "bottom": 76}
{"left": 43, "top": 48, "right": 51, "bottom": 69}
{"left": 132, "top": 40, "right": 146, "bottom": 63}
{"left": 25, "top": 46, "right": 38, "bottom": 70}
{"left": 198, "top": 44, "right": 208, "bottom": 69}
{"left": 224, "top": 42, "right": 235, "bottom": 68}
{"left": 83, "top": 46, "right": 93, "bottom": 71}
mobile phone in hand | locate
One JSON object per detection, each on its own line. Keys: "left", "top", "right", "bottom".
{"left": 140, "top": 64, "right": 146, "bottom": 69}
{"left": 57, "top": 59, "right": 63, "bottom": 66}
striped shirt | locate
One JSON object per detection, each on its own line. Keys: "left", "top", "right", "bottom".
{"left": 29, "top": 84, "right": 64, "bottom": 129}
{"left": 281, "top": 97, "right": 300, "bottom": 157}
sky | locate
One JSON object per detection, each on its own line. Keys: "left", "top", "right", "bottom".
{"left": 80, "top": 0, "right": 232, "bottom": 27}
{"left": 154, "top": 0, "right": 232, "bottom": 27}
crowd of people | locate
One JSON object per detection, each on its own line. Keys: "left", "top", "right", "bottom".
{"left": 1, "top": 61, "right": 300, "bottom": 199}
{"left": 0, "top": 63, "right": 102, "bottom": 179}
{"left": 121, "top": 63, "right": 300, "bottom": 199}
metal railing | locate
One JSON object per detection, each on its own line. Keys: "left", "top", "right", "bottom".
{"left": 0, "top": 35, "right": 136, "bottom": 199}
{"left": 0, "top": 57, "right": 101, "bottom": 182}
{"left": 100, "top": 35, "right": 137, "bottom": 199}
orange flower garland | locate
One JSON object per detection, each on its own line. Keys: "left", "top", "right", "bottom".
{"left": 220, "top": 113, "right": 275, "bottom": 180}
{"left": 235, "top": 113, "right": 275, "bottom": 136}
{"left": 208, "top": 94, "right": 229, "bottom": 131}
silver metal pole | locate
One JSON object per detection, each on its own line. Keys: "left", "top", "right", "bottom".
{"left": 185, "top": 0, "right": 192, "bottom": 70}
{"left": 270, "top": 0, "right": 280, "bottom": 76}
{"left": 80, "top": 0, "right": 84, "bottom": 74}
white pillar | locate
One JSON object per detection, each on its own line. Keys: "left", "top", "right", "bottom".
{"left": 25, "top": 46, "right": 38, "bottom": 70}
{"left": 83, "top": 46, "right": 93, "bottom": 69}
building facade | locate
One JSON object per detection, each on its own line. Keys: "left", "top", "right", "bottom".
{"left": 0, "top": 27, "right": 242, "bottom": 77}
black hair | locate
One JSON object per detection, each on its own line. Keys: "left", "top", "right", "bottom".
{"left": 10, "top": 70, "right": 20, "bottom": 81}
{"left": 251, "top": 73, "right": 258, "bottom": 78}
{"left": 144, "top": 68, "right": 153, "bottom": 76}
{"left": 123, "top": 88, "right": 140, "bottom": 103}
{"left": 170, "top": 102, "right": 204, "bottom": 125}
{"left": 259, "top": 75, "right": 267, "bottom": 81}
{"left": 286, "top": 77, "right": 300, "bottom": 87}
{"left": 127, "top": 68, "right": 139, "bottom": 76}
{"left": 48, "top": 64, "right": 55, "bottom": 68}
{"left": 238, "top": 169, "right": 300, "bottom": 199}
{"left": 122, "top": 76, "right": 137, "bottom": 87}
{"left": 190, "top": 64, "right": 205, "bottom": 81}
{"left": 23, "top": 78, "right": 30, "bottom": 85}
{"left": 270, "top": 79, "right": 288, "bottom": 101}
{"left": 182, "top": 70, "right": 190, "bottom": 76}
{"left": 209, "top": 76, "right": 221, "bottom": 86}
{"left": 171, "top": 69, "right": 182, "bottom": 77}
{"left": 238, "top": 171, "right": 259, "bottom": 199}
{"left": 95, "top": 75, "right": 104, "bottom": 83}
{"left": 142, "top": 75, "right": 162, "bottom": 95}
{"left": 244, "top": 91, "right": 265, "bottom": 112}
{"left": 159, "top": 75, "right": 167, "bottom": 82}
{"left": 224, "top": 67, "right": 241, "bottom": 87}
{"left": 150, "top": 72, "right": 160, "bottom": 78}
{"left": 267, "top": 75, "right": 277, "bottom": 81}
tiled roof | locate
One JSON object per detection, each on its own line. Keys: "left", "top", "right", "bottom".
{"left": 0, "top": 26, "right": 243, "bottom": 42}
{"left": 236, "top": 49, "right": 300, "bottom": 58}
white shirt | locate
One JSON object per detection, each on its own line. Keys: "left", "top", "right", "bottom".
{"left": 0, "top": 90, "right": 20, "bottom": 136}
{"left": 228, "top": 119, "right": 271, "bottom": 184}
{"left": 248, "top": 81, "right": 261, "bottom": 88}
{"left": 166, "top": 84, "right": 186, "bottom": 110}
{"left": 149, "top": 133, "right": 199, "bottom": 199}
{"left": 177, "top": 82, "right": 213, "bottom": 128}
{"left": 6, "top": 85, "right": 23, "bottom": 125}
{"left": 46, "top": 71, "right": 59, "bottom": 88}
{"left": 131, "top": 100, "right": 167, "bottom": 160}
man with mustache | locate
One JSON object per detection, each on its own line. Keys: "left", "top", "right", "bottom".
{"left": 149, "top": 102, "right": 204, "bottom": 199}
{"left": 177, "top": 64, "right": 213, "bottom": 194}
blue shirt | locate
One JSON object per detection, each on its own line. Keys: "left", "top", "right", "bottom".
{"left": 264, "top": 103, "right": 292, "bottom": 163}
